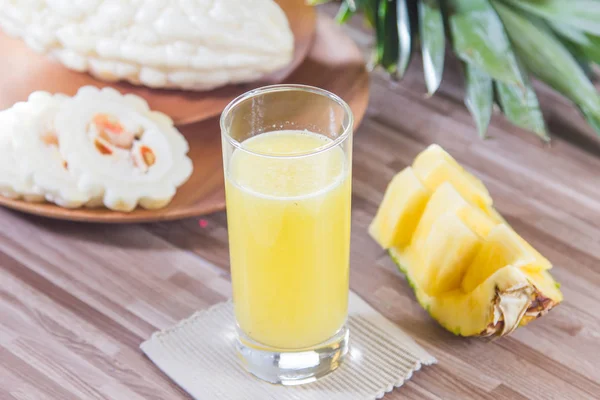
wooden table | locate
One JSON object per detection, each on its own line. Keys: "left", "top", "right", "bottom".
{"left": 2, "top": 6, "right": 599, "bottom": 400}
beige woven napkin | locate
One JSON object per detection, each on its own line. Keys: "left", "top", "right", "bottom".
{"left": 141, "top": 291, "right": 436, "bottom": 400}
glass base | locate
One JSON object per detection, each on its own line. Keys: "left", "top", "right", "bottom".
{"left": 236, "top": 325, "right": 349, "bottom": 385}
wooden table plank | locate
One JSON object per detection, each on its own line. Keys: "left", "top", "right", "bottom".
{"left": 1, "top": 5, "right": 599, "bottom": 400}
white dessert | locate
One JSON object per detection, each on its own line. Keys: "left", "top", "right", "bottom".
{"left": 0, "top": 86, "right": 193, "bottom": 212}
{"left": 12, "top": 92, "right": 94, "bottom": 208}
{"left": 54, "top": 86, "right": 193, "bottom": 212}
{"left": 0, "top": 0, "right": 294, "bottom": 90}
{"left": 0, "top": 109, "right": 45, "bottom": 202}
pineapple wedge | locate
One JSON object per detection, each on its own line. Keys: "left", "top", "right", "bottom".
{"left": 462, "top": 224, "right": 552, "bottom": 293}
{"left": 413, "top": 144, "right": 489, "bottom": 200}
{"left": 372, "top": 145, "right": 562, "bottom": 337}
{"left": 420, "top": 212, "right": 482, "bottom": 295}
{"left": 369, "top": 167, "right": 430, "bottom": 249}
{"left": 391, "top": 251, "right": 562, "bottom": 336}
{"left": 413, "top": 145, "right": 500, "bottom": 222}
{"left": 414, "top": 159, "right": 492, "bottom": 211}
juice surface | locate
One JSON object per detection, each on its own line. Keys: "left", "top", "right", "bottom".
{"left": 226, "top": 130, "right": 351, "bottom": 349}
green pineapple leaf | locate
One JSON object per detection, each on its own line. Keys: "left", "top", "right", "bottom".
{"left": 377, "top": 0, "right": 400, "bottom": 73}
{"left": 396, "top": 0, "right": 413, "bottom": 78}
{"left": 356, "top": 0, "right": 377, "bottom": 27}
{"left": 464, "top": 64, "right": 493, "bottom": 138}
{"left": 446, "top": 0, "right": 524, "bottom": 86}
{"left": 329, "top": 0, "right": 600, "bottom": 140}
{"left": 419, "top": 0, "right": 446, "bottom": 95}
{"left": 496, "top": 79, "right": 549, "bottom": 142}
{"left": 494, "top": 1, "right": 600, "bottom": 128}
{"left": 499, "top": 0, "right": 600, "bottom": 36}
{"left": 336, "top": 1, "right": 356, "bottom": 23}
{"left": 549, "top": 22, "right": 600, "bottom": 66}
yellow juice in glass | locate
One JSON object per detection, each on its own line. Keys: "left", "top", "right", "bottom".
{"left": 226, "top": 130, "right": 351, "bottom": 349}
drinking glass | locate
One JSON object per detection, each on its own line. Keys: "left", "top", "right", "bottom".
{"left": 220, "top": 85, "right": 353, "bottom": 385}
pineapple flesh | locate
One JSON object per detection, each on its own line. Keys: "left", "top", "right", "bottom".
{"left": 370, "top": 145, "right": 562, "bottom": 337}
{"left": 369, "top": 167, "right": 430, "bottom": 249}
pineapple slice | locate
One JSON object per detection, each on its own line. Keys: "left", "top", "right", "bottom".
{"left": 410, "top": 182, "right": 469, "bottom": 252}
{"left": 413, "top": 144, "right": 488, "bottom": 194}
{"left": 392, "top": 248, "right": 562, "bottom": 336}
{"left": 462, "top": 224, "right": 553, "bottom": 293}
{"left": 456, "top": 205, "right": 497, "bottom": 238}
{"left": 421, "top": 212, "right": 482, "bottom": 295}
{"left": 372, "top": 144, "right": 562, "bottom": 337}
{"left": 368, "top": 167, "right": 430, "bottom": 249}
{"left": 413, "top": 144, "right": 500, "bottom": 222}
{"left": 430, "top": 265, "right": 562, "bottom": 336}
{"left": 409, "top": 184, "right": 499, "bottom": 296}
{"left": 414, "top": 159, "right": 492, "bottom": 211}
{"left": 411, "top": 182, "right": 496, "bottom": 252}
{"left": 413, "top": 144, "right": 487, "bottom": 188}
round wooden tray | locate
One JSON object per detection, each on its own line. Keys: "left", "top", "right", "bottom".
{"left": 0, "top": 16, "right": 370, "bottom": 223}
{"left": 0, "top": 0, "right": 316, "bottom": 126}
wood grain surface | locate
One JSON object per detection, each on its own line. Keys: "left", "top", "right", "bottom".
{"left": 0, "top": 15, "right": 369, "bottom": 223}
{"left": 0, "top": 0, "right": 317, "bottom": 126}
{"left": 1, "top": 5, "right": 599, "bottom": 400}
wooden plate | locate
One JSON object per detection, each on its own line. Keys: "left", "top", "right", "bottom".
{"left": 0, "top": 16, "right": 370, "bottom": 223}
{"left": 0, "top": 0, "right": 316, "bottom": 126}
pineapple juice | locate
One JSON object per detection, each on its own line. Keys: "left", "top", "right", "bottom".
{"left": 225, "top": 130, "right": 351, "bottom": 349}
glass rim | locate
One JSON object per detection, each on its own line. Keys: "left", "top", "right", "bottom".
{"left": 220, "top": 84, "right": 354, "bottom": 159}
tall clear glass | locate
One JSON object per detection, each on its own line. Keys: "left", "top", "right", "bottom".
{"left": 220, "top": 85, "right": 353, "bottom": 385}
